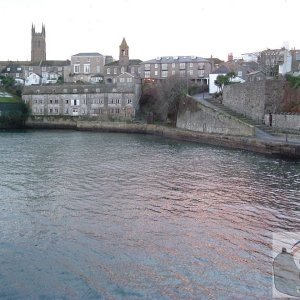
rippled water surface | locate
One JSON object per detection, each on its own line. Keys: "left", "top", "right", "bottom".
{"left": 0, "top": 130, "right": 300, "bottom": 299}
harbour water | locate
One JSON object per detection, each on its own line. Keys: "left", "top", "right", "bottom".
{"left": 0, "top": 130, "right": 299, "bottom": 299}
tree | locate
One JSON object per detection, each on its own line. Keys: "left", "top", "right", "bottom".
{"left": 286, "top": 74, "right": 300, "bottom": 89}
{"left": 258, "top": 49, "right": 283, "bottom": 78}
{"left": 0, "top": 75, "right": 15, "bottom": 88}
{"left": 214, "top": 74, "right": 230, "bottom": 95}
{"left": 139, "top": 76, "right": 187, "bottom": 125}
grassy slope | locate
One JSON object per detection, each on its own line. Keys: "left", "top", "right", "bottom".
{"left": 0, "top": 96, "right": 19, "bottom": 103}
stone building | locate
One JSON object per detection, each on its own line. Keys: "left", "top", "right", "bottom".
{"left": 65, "top": 53, "right": 106, "bottom": 83}
{"left": 104, "top": 38, "right": 142, "bottom": 84}
{"left": 31, "top": 24, "right": 46, "bottom": 63}
{"left": 139, "top": 56, "right": 212, "bottom": 84}
{"left": 22, "top": 72, "right": 142, "bottom": 120}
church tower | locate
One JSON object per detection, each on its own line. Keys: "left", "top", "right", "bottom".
{"left": 119, "top": 38, "right": 129, "bottom": 67}
{"left": 31, "top": 24, "right": 46, "bottom": 62}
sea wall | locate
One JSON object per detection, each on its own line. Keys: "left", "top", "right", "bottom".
{"left": 176, "top": 96, "right": 255, "bottom": 136}
{"left": 26, "top": 116, "right": 300, "bottom": 159}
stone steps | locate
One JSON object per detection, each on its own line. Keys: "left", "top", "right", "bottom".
{"left": 207, "top": 98, "right": 276, "bottom": 136}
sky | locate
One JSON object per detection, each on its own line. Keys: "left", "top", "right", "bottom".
{"left": 0, "top": 0, "right": 299, "bottom": 62}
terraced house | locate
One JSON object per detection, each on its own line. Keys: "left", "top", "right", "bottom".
{"left": 139, "top": 56, "right": 213, "bottom": 84}
{"left": 22, "top": 72, "right": 141, "bottom": 120}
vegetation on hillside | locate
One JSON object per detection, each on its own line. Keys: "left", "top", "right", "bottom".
{"left": 0, "top": 75, "right": 29, "bottom": 128}
{"left": 138, "top": 77, "right": 190, "bottom": 126}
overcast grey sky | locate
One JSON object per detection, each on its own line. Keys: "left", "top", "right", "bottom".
{"left": 0, "top": 0, "right": 299, "bottom": 62}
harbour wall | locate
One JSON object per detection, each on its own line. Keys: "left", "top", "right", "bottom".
{"left": 26, "top": 116, "right": 300, "bottom": 159}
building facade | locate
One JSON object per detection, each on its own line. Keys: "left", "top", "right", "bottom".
{"left": 22, "top": 72, "right": 141, "bottom": 120}
{"left": 139, "top": 56, "right": 212, "bottom": 84}
{"left": 66, "top": 53, "right": 106, "bottom": 83}
{"left": 104, "top": 38, "right": 142, "bottom": 84}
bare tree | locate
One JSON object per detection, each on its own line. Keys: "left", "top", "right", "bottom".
{"left": 258, "top": 49, "right": 284, "bottom": 78}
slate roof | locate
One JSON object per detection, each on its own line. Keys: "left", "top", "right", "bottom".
{"left": 211, "top": 65, "right": 230, "bottom": 74}
{"left": 1, "top": 63, "right": 23, "bottom": 73}
{"left": 141, "top": 56, "right": 208, "bottom": 64}
{"left": 72, "top": 53, "right": 103, "bottom": 57}
{"left": 105, "top": 59, "right": 142, "bottom": 66}
{"left": 22, "top": 84, "right": 136, "bottom": 95}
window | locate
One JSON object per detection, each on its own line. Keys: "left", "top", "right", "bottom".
{"left": 190, "top": 70, "right": 193, "bottom": 76}
{"left": 127, "top": 99, "right": 132, "bottom": 104}
{"left": 49, "top": 108, "right": 53, "bottom": 113}
{"left": 154, "top": 71, "right": 158, "bottom": 76}
{"left": 238, "top": 71, "right": 242, "bottom": 77}
{"left": 107, "top": 68, "right": 110, "bottom": 74}
{"left": 162, "top": 71, "right": 168, "bottom": 77}
{"left": 71, "top": 99, "right": 80, "bottom": 106}
{"left": 155, "top": 64, "right": 158, "bottom": 69}
{"left": 144, "top": 71, "right": 150, "bottom": 78}
{"left": 35, "top": 100, "right": 38, "bottom": 103}
{"left": 121, "top": 67, "right": 125, "bottom": 74}
{"left": 74, "top": 64, "right": 80, "bottom": 73}
{"left": 17, "top": 67, "right": 22, "bottom": 71}
{"left": 131, "top": 67, "right": 135, "bottom": 74}
{"left": 58, "top": 67, "right": 62, "bottom": 71}
{"left": 7, "top": 67, "right": 10, "bottom": 72}
{"left": 127, "top": 78, "right": 132, "bottom": 82}
{"left": 161, "top": 64, "right": 168, "bottom": 71}
{"left": 172, "top": 70, "right": 175, "bottom": 75}
{"left": 120, "top": 78, "right": 125, "bottom": 83}
{"left": 190, "top": 63, "right": 193, "bottom": 68}
{"left": 55, "top": 108, "right": 58, "bottom": 113}
{"left": 114, "top": 68, "right": 118, "bottom": 74}
{"left": 180, "top": 70, "right": 185, "bottom": 77}
{"left": 39, "top": 100, "right": 43, "bottom": 104}
{"left": 42, "top": 72, "right": 47, "bottom": 78}
{"left": 50, "top": 100, "right": 53, "bottom": 104}
{"left": 172, "top": 63, "right": 175, "bottom": 68}
{"left": 16, "top": 73, "right": 19, "bottom": 78}
{"left": 55, "top": 100, "right": 58, "bottom": 104}
{"left": 65, "top": 100, "right": 69, "bottom": 104}
{"left": 144, "top": 64, "right": 150, "bottom": 71}
{"left": 29, "top": 67, "right": 33, "bottom": 71}
{"left": 198, "top": 63, "right": 204, "bottom": 69}
{"left": 64, "top": 108, "right": 69, "bottom": 114}
{"left": 84, "top": 64, "right": 90, "bottom": 73}
{"left": 198, "top": 70, "right": 204, "bottom": 77}
{"left": 179, "top": 63, "right": 185, "bottom": 69}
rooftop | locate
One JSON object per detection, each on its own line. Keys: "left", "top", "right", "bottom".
{"left": 141, "top": 56, "right": 209, "bottom": 64}
{"left": 72, "top": 53, "right": 103, "bottom": 57}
